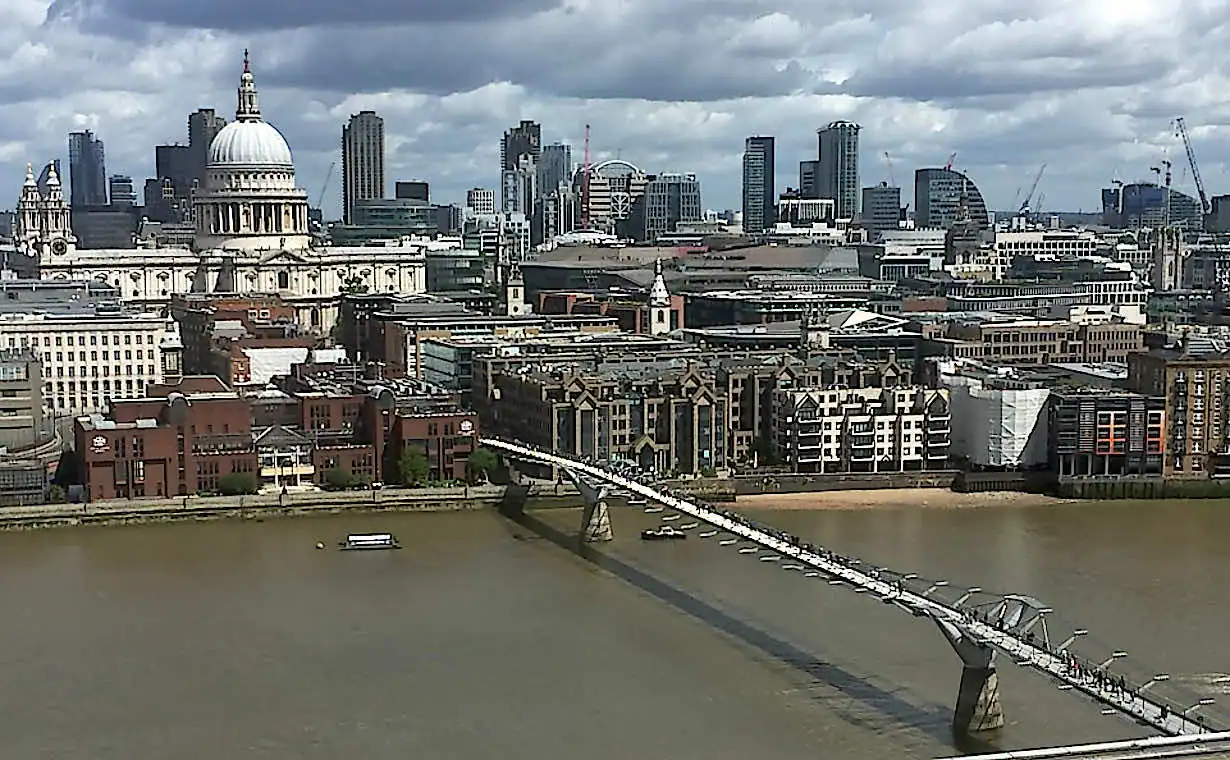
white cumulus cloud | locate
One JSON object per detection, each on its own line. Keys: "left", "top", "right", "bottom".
{"left": 1, "top": 0, "right": 1228, "bottom": 217}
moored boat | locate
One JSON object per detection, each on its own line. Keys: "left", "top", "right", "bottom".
{"left": 338, "top": 533, "right": 401, "bottom": 551}
{"left": 641, "top": 526, "right": 687, "bottom": 541}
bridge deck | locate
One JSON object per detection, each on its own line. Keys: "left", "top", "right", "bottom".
{"left": 936, "top": 731, "right": 1230, "bottom": 760}
{"left": 484, "top": 439, "right": 1214, "bottom": 739}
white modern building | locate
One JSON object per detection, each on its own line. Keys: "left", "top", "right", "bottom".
{"left": 773, "top": 385, "right": 951, "bottom": 473}
{"left": 12, "top": 51, "right": 426, "bottom": 335}
{"left": 3, "top": 308, "right": 181, "bottom": 418}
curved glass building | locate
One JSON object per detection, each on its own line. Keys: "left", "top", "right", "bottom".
{"left": 914, "top": 168, "right": 991, "bottom": 230}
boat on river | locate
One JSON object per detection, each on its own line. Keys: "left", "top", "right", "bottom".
{"left": 338, "top": 533, "right": 401, "bottom": 551}
{"left": 641, "top": 526, "right": 687, "bottom": 541}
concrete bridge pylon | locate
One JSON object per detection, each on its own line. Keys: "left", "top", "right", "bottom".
{"left": 934, "top": 617, "right": 1005, "bottom": 734}
{"left": 563, "top": 468, "right": 613, "bottom": 543}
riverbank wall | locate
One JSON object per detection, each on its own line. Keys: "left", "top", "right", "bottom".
{"left": 0, "top": 485, "right": 585, "bottom": 531}
{"left": 662, "top": 471, "right": 960, "bottom": 500}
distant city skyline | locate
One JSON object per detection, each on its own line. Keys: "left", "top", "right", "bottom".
{"left": 6, "top": 4, "right": 1227, "bottom": 217}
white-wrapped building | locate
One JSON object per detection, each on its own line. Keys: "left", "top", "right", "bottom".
{"left": 933, "top": 359, "right": 1050, "bottom": 468}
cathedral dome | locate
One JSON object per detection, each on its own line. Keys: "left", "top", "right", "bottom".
{"left": 207, "top": 120, "right": 293, "bottom": 169}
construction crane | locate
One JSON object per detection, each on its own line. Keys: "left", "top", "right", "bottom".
{"left": 883, "top": 151, "right": 895, "bottom": 186}
{"left": 1175, "top": 117, "right": 1211, "bottom": 215}
{"left": 315, "top": 161, "right": 335, "bottom": 209}
{"left": 1019, "top": 163, "right": 1047, "bottom": 215}
{"left": 580, "top": 124, "right": 591, "bottom": 231}
{"left": 1151, "top": 160, "right": 1173, "bottom": 188}
{"left": 945, "top": 152, "right": 957, "bottom": 171}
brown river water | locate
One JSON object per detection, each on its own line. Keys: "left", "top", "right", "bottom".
{"left": 1, "top": 498, "right": 1229, "bottom": 759}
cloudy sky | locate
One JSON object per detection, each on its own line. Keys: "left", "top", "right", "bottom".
{"left": 4, "top": 0, "right": 1230, "bottom": 218}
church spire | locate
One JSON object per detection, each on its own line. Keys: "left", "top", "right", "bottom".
{"left": 236, "top": 48, "right": 261, "bottom": 122}
{"left": 648, "top": 258, "right": 670, "bottom": 307}
{"left": 44, "top": 162, "right": 64, "bottom": 203}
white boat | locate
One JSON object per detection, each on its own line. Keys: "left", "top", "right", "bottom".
{"left": 641, "top": 526, "right": 687, "bottom": 541}
{"left": 338, "top": 533, "right": 401, "bottom": 551}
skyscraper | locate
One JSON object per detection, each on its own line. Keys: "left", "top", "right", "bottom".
{"left": 68, "top": 130, "right": 107, "bottom": 207}
{"left": 342, "top": 111, "right": 385, "bottom": 224}
{"left": 643, "top": 172, "right": 702, "bottom": 242}
{"left": 502, "top": 154, "right": 537, "bottom": 216}
{"left": 500, "top": 120, "right": 541, "bottom": 218}
{"left": 742, "top": 136, "right": 775, "bottom": 233}
{"left": 798, "top": 160, "right": 820, "bottom": 200}
{"left": 817, "top": 121, "right": 860, "bottom": 219}
{"left": 188, "top": 108, "right": 226, "bottom": 187}
{"left": 537, "top": 143, "right": 572, "bottom": 193}
{"left": 395, "top": 181, "right": 429, "bottom": 202}
{"left": 501, "top": 120, "right": 541, "bottom": 172}
{"left": 861, "top": 183, "right": 901, "bottom": 233}
{"left": 36, "top": 161, "right": 62, "bottom": 197}
{"left": 108, "top": 175, "right": 137, "bottom": 207}
{"left": 466, "top": 188, "right": 496, "bottom": 215}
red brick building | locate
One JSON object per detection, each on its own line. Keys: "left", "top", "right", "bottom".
{"left": 74, "top": 367, "right": 483, "bottom": 500}
{"left": 535, "top": 290, "right": 685, "bottom": 334}
{"left": 171, "top": 293, "right": 311, "bottom": 385}
{"left": 75, "top": 377, "right": 257, "bottom": 500}
{"left": 388, "top": 410, "right": 479, "bottom": 482}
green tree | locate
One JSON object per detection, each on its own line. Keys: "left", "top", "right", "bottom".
{"left": 324, "top": 467, "right": 355, "bottom": 491}
{"left": 749, "top": 436, "right": 780, "bottom": 467}
{"left": 46, "top": 484, "right": 67, "bottom": 504}
{"left": 217, "top": 472, "right": 259, "bottom": 496}
{"left": 466, "top": 447, "right": 498, "bottom": 484}
{"left": 397, "top": 448, "right": 430, "bottom": 486}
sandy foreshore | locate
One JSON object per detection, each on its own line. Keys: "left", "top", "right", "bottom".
{"left": 736, "top": 488, "right": 1070, "bottom": 511}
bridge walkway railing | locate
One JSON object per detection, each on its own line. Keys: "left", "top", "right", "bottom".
{"left": 482, "top": 438, "right": 1225, "bottom": 739}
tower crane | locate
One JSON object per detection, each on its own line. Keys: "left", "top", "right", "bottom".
{"left": 1019, "top": 163, "right": 1047, "bottom": 215}
{"left": 315, "top": 161, "right": 335, "bottom": 209}
{"left": 883, "top": 151, "right": 896, "bottom": 186}
{"left": 945, "top": 152, "right": 957, "bottom": 171}
{"left": 581, "top": 124, "right": 591, "bottom": 231}
{"left": 1175, "top": 117, "right": 1210, "bottom": 213}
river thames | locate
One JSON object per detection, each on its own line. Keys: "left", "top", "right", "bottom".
{"left": 1, "top": 499, "right": 1229, "bottom": 759}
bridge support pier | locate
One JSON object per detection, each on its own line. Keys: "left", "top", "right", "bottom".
{"left": 564, "top": 469, "right": 613, "bottom": 543}
{"left": 934, "top": 618, "right": 1005, "bottom": 735}
{"left": 580, "top": 496, "right": 613, "bottom": 543}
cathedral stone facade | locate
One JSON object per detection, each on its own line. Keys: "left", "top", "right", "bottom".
{"left": 13, "top": 51, "right": 426, "bottom": 334}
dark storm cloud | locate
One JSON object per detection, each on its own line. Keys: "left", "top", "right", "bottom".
{"left": 257, "top": 25, "right": 811, "bottom": 103}
{"left": 45, "top": 0, "right": 562, "bottom": 30}
{"left": 845, "top": 58, "right": 1168, "bottom": 103}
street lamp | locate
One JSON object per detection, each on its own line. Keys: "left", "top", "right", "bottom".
{"left": 923, "top": 580, "right": 950, "bottom": 597}
{"left": 954, "top": 587, "right": 982, "bottom": 606}
{"left": 1141, "top": 674, "right": 1171, "bottom": 692}
{"left": 1099, "top": 651, "right": 1128, "bottom": 669}
{"left": 1183, "top": 698, "right": 1216, "bottom": 717}
{"left": 1058, "top": 629, "right": 1089, "bottom": 652}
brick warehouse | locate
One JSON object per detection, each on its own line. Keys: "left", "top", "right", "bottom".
{"left": 73, "top": 374, "right": 479, "bottom": 501}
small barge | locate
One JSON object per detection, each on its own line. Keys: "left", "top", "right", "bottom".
{"left": 641, "top": 526, "right": 687, "bottom": 541}
{"left": 338, "top": 533, "right": 402, "bottom": 551}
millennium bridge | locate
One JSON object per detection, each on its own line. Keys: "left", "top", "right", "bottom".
{"left": 481, "top": 437, "right": 1230, "bottom": 759}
